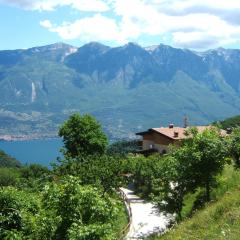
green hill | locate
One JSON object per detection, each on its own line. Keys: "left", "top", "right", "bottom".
{"left": 0, "top": 150, "right": 21, "bottom": 168}
{"left": 215, "top": 115, "right": 240, "bottom": 129}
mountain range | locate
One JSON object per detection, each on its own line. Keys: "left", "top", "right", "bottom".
{"left": 1, "top": 42, "right": 240, "bottom": 140}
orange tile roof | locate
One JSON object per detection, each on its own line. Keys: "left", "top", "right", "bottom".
{"left": 138, "top": 126, "right": 227, "bottom": 140}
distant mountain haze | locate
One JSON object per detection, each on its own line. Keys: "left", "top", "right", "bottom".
{"left": 0, "top": 42, "right": 240, "bottom": 139}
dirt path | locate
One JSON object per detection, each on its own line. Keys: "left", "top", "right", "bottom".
{"left": 120, "top": 188, "right": 173, "bottom": 239}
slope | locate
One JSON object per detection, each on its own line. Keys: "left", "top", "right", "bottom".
{"left": 150, "top": 166, "right": 240, "bottom": 240}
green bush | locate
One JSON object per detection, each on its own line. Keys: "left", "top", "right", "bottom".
{"left": 0, "top": 168, "right": 19, "bottom": 186}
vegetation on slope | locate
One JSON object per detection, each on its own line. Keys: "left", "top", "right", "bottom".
{"left": 0, "top": 113, "right": 129, "bottom": 240}
{"left": 0, "top": 150, "right": 21, "bottom": 168}
{"left": 214, "top": 115, "right": 240, "bottom": 129}
{"left": 2, "top": 113, "right": 240, "bottom": 239}
{"left": 149, "top": 165, "right": 240, "bottom": 240}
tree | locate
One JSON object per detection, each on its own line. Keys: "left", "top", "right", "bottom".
{"left": 0, "top": 187, "right": 40, "bottom": 239}
{"left": 107, "top": 140, "right": 140, "bottom": 157}
{"left": 139, "top": 128, "right": 228, "bottom": 219}
{"left": 54, "top": 154, "right": 125, "bottom": 195}
{"left": 174, "top": 128, "right": 227, "bottom": 201}
{"left": 228, "top": 127, "right": 240, "bottom": 168}
{"left": 20, "top": 164, "right": 50, "bottom": 180}
{"left": 41, "top": 176, "right": 120, "bottom": 240}
{"left": 0, "top": 168, "right": 19, "bottom": 187}
{"left": 59, "top": 113, "right": 108, "bottom": 158}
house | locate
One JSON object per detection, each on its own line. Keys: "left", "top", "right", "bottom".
{"left": 136, "top": 124, "right": 228, "bottom": 155}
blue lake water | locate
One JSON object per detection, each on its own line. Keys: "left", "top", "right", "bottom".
{"left": 0, "top": 138, "right": 63, "bottom": 167}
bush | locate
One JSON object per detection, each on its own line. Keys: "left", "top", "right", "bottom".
{"left": 0, "top": 168, "right": 19, "bottom": 187}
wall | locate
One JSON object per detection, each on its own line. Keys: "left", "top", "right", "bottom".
{"left": 142, "top": 131, "right": 178, "bottom": 153}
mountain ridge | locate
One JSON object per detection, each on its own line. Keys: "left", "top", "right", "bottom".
{"left": 0, "top": 42, "right": 240, "bottom": 140}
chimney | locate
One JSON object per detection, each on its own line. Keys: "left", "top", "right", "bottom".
{"left": 174, "top": 131, "right": 179, "bottom": 138}
{"left": 169, "top": 124, "right": 174, "bottom": 129}
{"left": 183, "top": 116, "right": 188, "bottom": 128}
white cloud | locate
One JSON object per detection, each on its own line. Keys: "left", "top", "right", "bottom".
{"left": 42, "top": 14, "right": 125, "bottom": 43}
{"left": 109, "top": 0, "right": 240, "bottom": 49}
{"left": 40, "top": 19, "right": 52, "bottom": 28}
{"left": 0, "top": 0, "right": 110, "bottom": 12}
{"left": 3, "top": 0, "right": 240, "bottom": 49}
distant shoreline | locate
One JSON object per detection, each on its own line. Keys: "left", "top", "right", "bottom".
{"left": 0, "top": 134, "right": 59, "bottom": 142}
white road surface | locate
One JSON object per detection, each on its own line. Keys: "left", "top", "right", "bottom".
{"left": 120, "top": 188, "right": 173, "bottom": 239}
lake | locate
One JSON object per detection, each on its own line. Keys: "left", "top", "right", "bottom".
{"left": 0, "top": 138, "right": 63, "bottom": 167}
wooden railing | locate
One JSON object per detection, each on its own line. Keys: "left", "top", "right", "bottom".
{"left": 118, "top": 188, "right": 133, "bottom": 240}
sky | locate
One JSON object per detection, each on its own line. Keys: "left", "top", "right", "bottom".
{"left": 1, "top": 0, "right": 240, "bottom": 50}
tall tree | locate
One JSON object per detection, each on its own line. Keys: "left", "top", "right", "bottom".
{"left": 59, "top": 113, "right": 108, "bottom": 158}
{"left": 175, "top": 128, "right": 227, "bottom": 201}
{"left": 148, "top": 128, "right": 227, "bottom": 219}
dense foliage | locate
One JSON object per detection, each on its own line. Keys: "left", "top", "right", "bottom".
{"left": 0, "top": 178, "right": 124, "bottom": 240}
{"left": 55, "top": 154, "right": 125, "bottom": 195}
{"left": 228, "top": 127, "right": 240, "bottom": 168}
{"left": 107, "top": 140, "right": 140, "bottom": 157}
{"left": 2, "top": 113, "right": 240, "bottom": 239}
{"left": 0, "top": 114, "right": 128, "bottom": 239}
{"left": 59, "top": 113, "right": 108, "bottom": 158}
{"left": 149, "top": 165, "right": 240, "bottom": 240}
{"left": 129, "top": 127, "right": 229, "bottom": 220}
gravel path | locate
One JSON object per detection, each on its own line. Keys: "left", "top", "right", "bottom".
{"left": 120, "top": 188, "right": 173, "bottom": 239}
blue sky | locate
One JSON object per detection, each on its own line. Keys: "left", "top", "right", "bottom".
{"left": 1, "top": 0, "right": 240, "bottom": 50}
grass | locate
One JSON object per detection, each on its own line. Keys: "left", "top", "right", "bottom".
{"left": 149, "top": 164, "right": 240, "bottom": 240}
{"left": 112, "top": 194, "right": 129, "bottom": 239}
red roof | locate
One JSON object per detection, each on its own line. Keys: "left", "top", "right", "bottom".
{"left": 137, "top": 126, "right": 227, "bottom": 140}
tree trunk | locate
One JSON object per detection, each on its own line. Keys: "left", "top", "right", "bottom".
{"left": 206, "top": 181, "right": 210, "bottom": 202}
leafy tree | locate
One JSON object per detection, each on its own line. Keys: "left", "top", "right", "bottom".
{"left": 107, "top": 140, "right": 140, "bottom": 157}
{"left": 54, "top": 155, "right": 125, "bottom": 194}
{"left": 228, "top": 127, "right": 240, "bottom": 168}
{"left": 20, "top": 164, "right": 50, "bottom": 180}
{"left": 184, "top": 128, "right": 227, "bottom": 201}
{"left": 129, "top": 153, "right": 186, "bottom": 220}
{"left": 41, "top": 176, "right": 120, "bottom": 239}
{"left": 130, "top": 154, "right": 159, "bottom": 197}
{"left": 131, "top": 128, "right": 227, "bottom": 219}
{"left": 59, "top": 113, "right": 108, "bottom": 158}
{"left": 0, "top": 187, "right": 40, "bottom": 239}
{"left": 151, "top": 154, "right": 186, "bottom": 220}
{"left": 0, "top": 168, "right": 19, "bottom": 187}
